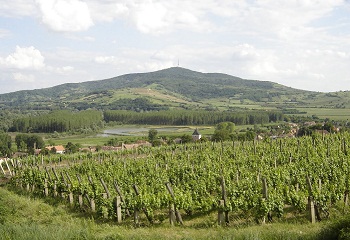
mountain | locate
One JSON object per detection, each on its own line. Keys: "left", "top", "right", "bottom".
{"left": 0, "top": 67, "right": 349, "bottom": 112}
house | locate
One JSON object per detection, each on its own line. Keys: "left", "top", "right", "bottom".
{"left": 315, "top": 130, "right": 330, "bottom": 135}
{"left": 304, "top": 121, "right": 316, "bottom": 127}
{"left": 46, "top": 145, "right": 65, "bottom": 154}
{"left": 192, "top": 128, "right": 201, "bottom": 141}
{"left": 101, "top": 141, "right": 152, "bottom": 152}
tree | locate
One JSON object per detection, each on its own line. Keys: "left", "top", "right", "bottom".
{"left": 323, "top": 122, "right": 335, "bottom": 133}
{"left": 216, "top": 122, "right": 235, "bottom": 133}
{"left": 15, "top": 134, "right": 44, "bottom": 154}
{"left": 0, "top": 133, "right": 12, "bottom": 156}
{"left": 148, "top": 129, "right": 158, "bottom": 142}
{"left": 65, "top": 142, "right": 79, "bottom": 154}
{"left": 107, "top": 138, "right": 120, "bottom": 146}
{"left": 50, "top": 147, "right": 57, "bottom": 154}
{"left": 212, "top": 122, "right": 235, "bottom": 141}
{"left": 180, "top": 134, "right": 193, "bottom": 144}
{"left": 40, "top": 148, "right": 50, "bottom": 155}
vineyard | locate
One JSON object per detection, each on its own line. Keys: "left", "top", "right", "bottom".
{"left": 4, "top": 133, "right": 350, "bottom": 227}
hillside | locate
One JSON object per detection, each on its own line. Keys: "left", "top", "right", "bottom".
{"left": 0, "top": 67, "right": 350, "bottom": 116}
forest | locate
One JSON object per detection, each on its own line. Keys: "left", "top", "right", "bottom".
{"left": 10, "top": 110, "right": 104, "bottom": 133}
{"left": 6, "top": 109, "right": 283, "bottom": 134}
{"left": 104, "top": 110, "right": 283, "bottom": 126}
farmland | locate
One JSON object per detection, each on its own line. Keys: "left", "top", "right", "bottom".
{"left": 3, "top": 132, "right": 350, "bottom": 239}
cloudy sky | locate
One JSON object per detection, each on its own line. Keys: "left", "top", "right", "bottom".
{"left": 0, "top": 0, "right": 349, "bottom": 94}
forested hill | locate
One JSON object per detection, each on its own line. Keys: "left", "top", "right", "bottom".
{"left": 0, "top": 67, "right": 327, "bottom": 111}
{"left": 0, "top": 67, "right": 300, "bottom": 99}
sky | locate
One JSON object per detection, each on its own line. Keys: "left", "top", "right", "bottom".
{"left": 0, "top": 0, "right": 350, "bottom": 94}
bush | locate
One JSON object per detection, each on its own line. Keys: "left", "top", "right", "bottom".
{"left": 318, "top": 214, "right": 350, "bottom": 240}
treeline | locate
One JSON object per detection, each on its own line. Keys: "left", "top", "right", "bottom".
{"left": 10, "top": 110, "right": 103, "bottom": 133}
{"left": 104, "top": 110, "right": 283, "bottom": 125}
{"left": 8, "top": 109, "right": 283, "bottom": 134}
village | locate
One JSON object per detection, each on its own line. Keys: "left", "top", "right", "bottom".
{"left": 16, "top": 120, "right": 339, "bottom": 156}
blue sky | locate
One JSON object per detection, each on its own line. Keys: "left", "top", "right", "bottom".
{"left": 0, "top": 0, "right": 349, "bottom": 94}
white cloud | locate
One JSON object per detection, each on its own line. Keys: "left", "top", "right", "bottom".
{"left": 36, "top": 0, "right": 94, "bottom": 32}
{"left": 13, "top": 72, "right": 35, "bottom": 83}
{"left": 95, "top": 56, "right": 118, "bottom": 64}
{"left": 0, "top": 29, "right": 11, "bottom": 38}
{"left": 0, "top": 0, "right": 38, "bottom": 17}
{"left": 87, "top": 1, "right": 129, "bottom": 22}
{"left": 1, "top": 46, "right": 45, "bottom": 70}
{"left": 47, "top": 65, "right": 74, "bottom": 74}
{"left": 131, "top": 1, "right": 169, "bottom": 34}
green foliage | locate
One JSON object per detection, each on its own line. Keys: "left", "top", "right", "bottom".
{"left": 216, "top": 121, "right": 235, "bottom": 132}
{"left": 318, "top": 213, "right": 350, "bottom": 240}
{"left": 297, "top": 121, "right": 336, "bottom": 136}
{"left": 12, "top": 132, "right": 350, "bottom": 228}
{"left": 11, "top": 110, "right": 103, "bottom": 133}
{"left": 0, "top": 133, "right": 12, "bottom": 156}
{"left": 40, "top": 147, "right": 50, "bottom": 155}
{"left": 180, "top": 134, "right": 193, "bottom": 143}
{"left": 151, "top": 139, "right": 163, "bottom": 147}
{"left": 212, "top": 122, "right": 235, "bottom": 141}
{"left": 15, "top": 134, "right": 44, "bottom": 153}
{"left": 65, "top": 142, "right": 80, "bottom": 154}
{"left": 106, "top": 138, "right": 121, "bottom": 146}
{"left": 109, "top": 97, "right": 169, "bottom": 111}
{"left": 148, "top": 129, "right": 158, "bottom": 142}
{"left": 104, "top": 110, "right": 283, "bottom": 126}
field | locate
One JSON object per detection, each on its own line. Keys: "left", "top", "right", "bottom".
{"left": 0, "top": 187, "right": 328, "bottom": 240}
{"left": 45, "top": 125, "right": 215, "bottom": 147}
{"left": 294, "top": 108, "right": 350, "bottom": 120}
{"left": 4, "top": 133, "right": 350, "bottom": 239}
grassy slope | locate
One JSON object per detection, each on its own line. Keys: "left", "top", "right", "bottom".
{"left": 0, "top": 186, "right": 332, "bottom": 240}
{"left": 2, "top": 67, "right": 350, "bottom": 120}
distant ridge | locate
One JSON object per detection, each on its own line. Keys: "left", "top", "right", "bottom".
{"left": 0, "top": 67, "right": 331, "bottom": 111}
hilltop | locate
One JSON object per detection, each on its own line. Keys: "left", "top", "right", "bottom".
{"left": 0, "top": 67, "right": 350, "bottom": 118}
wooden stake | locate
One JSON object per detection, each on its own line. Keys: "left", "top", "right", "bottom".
{"left": 115, "top": 196, "right": 122, "bottom": 223}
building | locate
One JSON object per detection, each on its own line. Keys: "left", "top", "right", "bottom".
{"left": 192, "top": 128, "right": 201, "bottom": 141}
{"left": 45, "top": 145, "right": 66, "bottom": 154}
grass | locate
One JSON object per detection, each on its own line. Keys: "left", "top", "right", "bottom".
{"left": 293, "top": 108, "right": 350, "bottom": 120}
{"left": 1, "top": 185, "right": 347, "bottom": 240}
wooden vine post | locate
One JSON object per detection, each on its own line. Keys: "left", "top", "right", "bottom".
{"left": 76, "top": 174, "right": 91, "bottom": 209}
{"left": 0, "top": 161, "right": 6, "bottom": 176}
{"left": 165, "top": 182, "right": 183, "bottom": 225}
{"left": 132, "top": 184, "right": 140, "bottom": 226}
{"left": 306, "top": 175, "right": 316, "bottom": 223}
{"left": 44, "top": 178, "right": 49, "bottom": 197}
{"left": 66, "top": 172, "right": 74, "bottom": 205}
{"left": 133, "top": 184, "right": 154, "bottom": 225}
{"left": 52, "top": 168, "right": 59, "bottom": 197}
{"left": 75, "top": 174, "right": 83, "bottom": 208}
{"left": 262, "top": 178, "right": 272, "bottom": 223}
{"left": 113, "top": 181, "right": 128, "bottom": 222}
{"left": 87, "top": 175, "right": 96, "bottom": 212}
{"left": 60, "top": 172, "right": 68, "bottom": 199}
{"left": 4, "top": 159, "right": 13, "bottom": 176}
{"left": 100, "top": 177, "right": 111, "bottom": 219}
{"left": 115, "top": 196, "right": 122, "bottom": 223}
{"left": 218, "top": 175, "right": 229, "bottom": 225}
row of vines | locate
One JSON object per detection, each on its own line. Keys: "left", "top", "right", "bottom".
{"left": 8, "top": 133, "right": 350, "bottom": 225}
